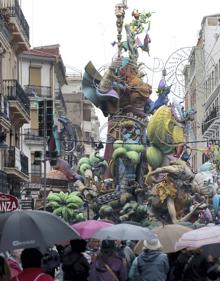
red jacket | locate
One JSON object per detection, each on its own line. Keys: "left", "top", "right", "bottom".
{"left": 10, "top": 268, "right": 54, "bottom": 281}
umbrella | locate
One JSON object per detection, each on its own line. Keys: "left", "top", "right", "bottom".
{"left": 134, "top": 224, "right": 191, "bottom": 254}
{"left": 176, "top": 225, "right": 220, "bottom": 249}
{"left": 0, "top": 210, "right": 80, "bottom": 251}
{"left": 72, "top": 220, "right": 113, "bottom": 239}
{"left": 92, "top": 223, "right": 155, "bottom": 240}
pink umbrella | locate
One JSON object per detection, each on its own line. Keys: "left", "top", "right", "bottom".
{"left": 176, "top": 225, "right": 220, "bottom": 249}
{"left": 72, "top": 220, "right": 113, "bottom": 239}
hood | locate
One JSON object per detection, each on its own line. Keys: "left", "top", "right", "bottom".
{"left": 95, "top": 255, "right": 122, "bottom": 273}
{"left": 140, "top": 250, "right": 163, "bottom": 263}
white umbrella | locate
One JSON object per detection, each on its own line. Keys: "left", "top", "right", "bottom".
{"left": 176, "top": 225, "right": 220, "bottom": 249}
{"left": 92, "top": 223, "right": 155, "bottom": 240}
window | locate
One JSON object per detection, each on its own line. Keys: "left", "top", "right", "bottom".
{"left": 84, "top": 131, "right": 91, "bottom": 142}
{"left": 207, "top": 17, "right": 218, "bottom": 26}
{"left": 83, "top": 104, "right": 91, "bottom": 121}
{"left": 205, "top": 81, "right": 208, "bottom": 100}
{"left": 29, "top": 66, "right": 41, "bottom": 96}
{"left": 215, "top": 64, "right": 218, "bottom": 86}
{"left": 208, "top": 77, "right": 211, "bottom": 96}
{"left": 31, "top": 164, "right": 41, "bottom": 177}
{"left": 219, "top": 60, "right": 220, "bottom": 80}
{"left": 211, "top": 71, "right": 215, "bottom": 91}
{"left": 31, "top": 152, "right": 41, "bottom": 177}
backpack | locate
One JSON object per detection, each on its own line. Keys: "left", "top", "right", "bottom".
{"left": 62, "top": 254, "right": 89, "bottom": 281}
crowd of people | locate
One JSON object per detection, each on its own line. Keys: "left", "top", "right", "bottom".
{"left": 1, "top": 238, "right": 220, "bottom": 281}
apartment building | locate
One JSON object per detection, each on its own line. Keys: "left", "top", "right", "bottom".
{"left": 184, "top": 14, "right": 220, "bottom": 171}
{"left": 0, "top": 0, "right": 30, "bottom": 197}
{"left": 19, "top": 44, "right": 67, "bottom": 190}
{"left": 62, "top": 70, "right": 100, "bottom": 157}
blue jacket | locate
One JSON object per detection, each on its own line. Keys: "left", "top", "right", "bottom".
{"left": 128, "top": 250, "right": 169, "bottom": 281}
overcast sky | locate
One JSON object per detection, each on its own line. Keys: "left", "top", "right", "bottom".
{"left": 21, "top": 0, "right": 220, "bottom": 131}
{"left": 21, "top": 0, "right": 220, "bottom": 70}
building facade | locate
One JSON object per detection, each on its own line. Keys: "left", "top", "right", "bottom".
{"left": 0, "top": 0, "right": 30, "bottom": 197}
{"left": 184, "top": 14, "right": 220, "bottom": 171}
{"left": 62, "top": 70, "right": 100, "bottom": 157}
{"left": 19, "top": 45, "right": 67, "bottom": 195}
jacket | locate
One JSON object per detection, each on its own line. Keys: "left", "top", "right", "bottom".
{"left": 10, "top": 268, "right": 54, "bottom": 281}
{"left": 62, "top": 250, "right": 90, "bottom": 281}
{"left": 89, "top": 254, "right": 127, "bottom": 281}
{"left": 173, "top": 252, "right": 209, "bottom": 281}
{"left": 128, "top": 250, "right": 169, "bottom": 281}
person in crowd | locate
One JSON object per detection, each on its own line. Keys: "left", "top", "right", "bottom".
{"left": 128, "top": 237, "right": 169, "bottom": 281}
{"left": 115, "top": 240, "right": 135, "bottom": 270}
{"left": 62, "top": 239, "right": 90, "bottom": 281}
{"left": 207, "top": 255, "right": 220, "bottom": 280}
{"left": 10, "top": 248, "right": 54, "bottom": 281}
{"left": 41, "top": 248, "right": 60, "bottom": 278}
{"left": 0, "top": 256, "right": 11, "bottom": 281}
{"left": 166, "top": 251, "right": 182, "bottom": 281}
{"left": 89, "top": 240, "right": 127, "bottom": 281}
{"left": 85, "top": 239, "right": 101, "bottom": 264}
{"left": 7, "top": 255, "right": 22, "bottom": 279}
{"left": 172, "top": 247, "right": 212, "bottom": 281}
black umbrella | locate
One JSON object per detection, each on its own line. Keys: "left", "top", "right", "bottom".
{"left": 0, "top": 210, "right": 80, "bottom": 251}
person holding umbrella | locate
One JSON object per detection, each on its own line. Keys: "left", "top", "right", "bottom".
{"left": 128, "top": 237, "right": 169, "bottom": 281}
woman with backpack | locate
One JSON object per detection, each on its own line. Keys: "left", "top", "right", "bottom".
{"left": 62, "top": 239, "right": 90, "bottom": 281}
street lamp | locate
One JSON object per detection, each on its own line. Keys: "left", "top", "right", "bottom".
{"left": 43, "top": 99, "right": 47, "bottom": 211}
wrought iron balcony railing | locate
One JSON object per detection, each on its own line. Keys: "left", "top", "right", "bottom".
{"left": 0, "top": 14, "right": 11, "bottom": 41}
{"left": 202, "top": 106, "right": 220, "bottom": 134}
{"left": 0, "top": 94, "right": 9, "bottom": 119}
{"left": 24, "top": 129, "right": 44, "bottom": 142}
{"left": 5, "top": 146, "right": 29, "bottom": 176}
{"left": 2, "top": 79, "right": 30, "bottom": 114}
{"left": 0, "top": 170, "right": 8, "bottom": 194}
{"left": 24, "top": 85, "right": 52, "bottom": 98}
{"left": 0, "top": 0, "right": 29, "bottom": 41}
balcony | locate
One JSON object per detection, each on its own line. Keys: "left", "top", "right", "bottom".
{"left": 2, "top": 79, "right": 30, "bottom": 126}
{"left": 4, "top": 146, "right": 29, "bottom": 181}
{"left": 0, "top": 14, "right": 11, "bottom": 42}
{"left": 0, "top": 0, "right": 30, "bottom": 53}
{"left": 0, "top": 170, "right": 9, "bottom": 193}
{"left": 0, "top": 94, "right": 10, "bottom": 131}
{"left": 202, "top": 106, "right": 220, "bottom": 138}
{"left": 24, "top": 85, "right": 52, "bottom": 99}
{"left": 24, "top": 128, "right": 44, "bottom": 146}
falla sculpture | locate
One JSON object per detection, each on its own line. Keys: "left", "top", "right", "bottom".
{"left": 75, "top": 1, "right": 214, "bottom": 226}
